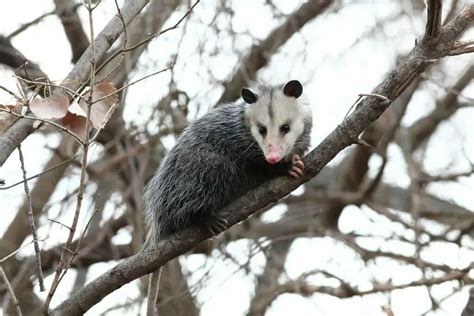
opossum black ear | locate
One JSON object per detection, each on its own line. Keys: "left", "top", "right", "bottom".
{"left": 283, "top": 80, "right": 303, "bottom": 99}
{"left": 241, "top": 88, "right": 258, "bottom": 104}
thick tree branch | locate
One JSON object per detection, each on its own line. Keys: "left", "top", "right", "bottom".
{"left": 156, "top": 258, "right": 199, "bottom": 316}
{"left": 51, "top": 5, "right": 474, "bottom": 315}
{"left": 0, "top": 119, "right": 37, "bottom": 168}
{"left": 54, "top": 0, "right": 89, "bottom": 63}
{"left": 248, "top": 240, "right": 292, "bottom": 316}
{"left": 59, "top": 0, "right": 149, "bottom": 93}
{"left": 462, "top": 287, "right": 474, "bottom": 316}
{"left": 0, "top": 36, "right": 48, "bottom": 85}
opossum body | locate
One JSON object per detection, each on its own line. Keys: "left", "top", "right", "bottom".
{"left": 144, "top": 80, "right": 312, "bottom": 240}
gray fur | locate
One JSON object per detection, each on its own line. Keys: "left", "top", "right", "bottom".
{"left": 144, "top": 82, "right": 312, "bottom": 241}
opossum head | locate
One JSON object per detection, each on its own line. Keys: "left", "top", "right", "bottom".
{"left": 242, "top": 80, "right": 311, "bottom": 164}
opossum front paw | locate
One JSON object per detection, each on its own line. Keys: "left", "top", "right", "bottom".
{"left": 207, "top": 215, "right": 228, "bottom": 236}
{"left": 289, "top": 154, "right": 304, "bottom": 178}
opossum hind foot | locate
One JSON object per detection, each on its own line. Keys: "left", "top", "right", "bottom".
{"left": 207, "top": 213, "right": 229, "bottom": 236}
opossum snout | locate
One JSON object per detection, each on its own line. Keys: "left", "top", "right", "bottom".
{"left": 265, "top": 144, "right": 281, "bottom": 164}
{"left": 266, "top": 153, "right": 280, "bottom": 164}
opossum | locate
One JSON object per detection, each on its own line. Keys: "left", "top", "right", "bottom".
{"left": 143, "top": 80, "right": 312, "bottom": 241}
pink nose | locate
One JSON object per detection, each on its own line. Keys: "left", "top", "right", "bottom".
{"left": 266, "top": 153, "right": 280, "bottom": 164}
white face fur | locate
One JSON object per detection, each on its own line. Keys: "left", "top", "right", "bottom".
{"left": 243, "top": 81, "right": 311, "bottom": 164}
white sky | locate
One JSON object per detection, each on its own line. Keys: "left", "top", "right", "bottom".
{"left": 0, "top": 0, "right": 473, "bottom": 315}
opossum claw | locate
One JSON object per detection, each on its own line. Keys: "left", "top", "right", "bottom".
{"left": 207, "top": 214, "right": 228, "bottom": 236}
{"left": 289, "top": 154, "right": 304, "bottom": 178}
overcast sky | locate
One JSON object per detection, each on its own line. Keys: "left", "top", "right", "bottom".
{"left": 0, "top": 0, "right": 473, "bottom": 315}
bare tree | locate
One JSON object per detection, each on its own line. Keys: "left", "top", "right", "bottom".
{"left": 0, "top": 0, "right": 473, "bottom": 315}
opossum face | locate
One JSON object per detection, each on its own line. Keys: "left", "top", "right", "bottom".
{"left": 243, "top": 80, "right": 309, "bottom": 164}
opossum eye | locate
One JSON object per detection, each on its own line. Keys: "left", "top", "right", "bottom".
{"left": 280, "top": 124, "right": 290, "bottom": 134}
{"left": 258, "top": 125, "right": 267, "bottom": 137}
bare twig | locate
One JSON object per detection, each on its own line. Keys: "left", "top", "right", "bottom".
{"left": 95, "top": 0, "right": 199, "bottom": 78}
{"left": 0, "top": 107, "right": 85, "bottom": 145}
{"left": 344, "top": 94, "right": 363, "bottom": 119}
{"left": 17, "top": 144, "right": 45, "bottom": 292}
{"left": 420, "top": 70, "right": 474, "bottom": 102}
{"left": 47, "top": 219, "right": 73, "bottom": 231}
{"left": 146, "top": 269, "right": 161, "bottom": 316}
{"left": 0, "top": 85, "right": 22, "bottom": 101}
{"left": 419, "top": 168, "right": 474, "bottom": 183}
{"left": 7, "top": 9, "right": 56, "bottom": 39}
{"left": 447, "top": 40, "right": 474, "bottom": 56}
{"left": 358, "top": 93, "right": 392, "bottom": 104}
{"left": 0, "top": 238, "right": 47, "bottom": 264}
{"left": 13, "top": 76, "right": 86, "bottom": 101}
{"left": 51, "top": 205, "right": 101, "bottom": 299}
{"left": 280, "top": 271, "right": 468, "bottom": 298}
{"left": 90, "top": 65, "right": 173, "bottom": 107}
{"left": 344, "top": 93, "right": 392, "bottom": 120}
{"left": 0, "top": 265, "right": 22, "bottom": 316}
{"left": 0, "top": 154, "right": 77, "bottom": 190}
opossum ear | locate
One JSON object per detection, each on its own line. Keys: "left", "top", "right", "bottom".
{"left": 283, "top": 80, "right": 303, "bottom": 99}
{"left": 241, "top": 88, "right": 258, "bottom": 104}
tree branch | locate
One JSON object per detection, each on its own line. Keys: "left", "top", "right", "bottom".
{"left": 424, "top": 0, "right": 443, "bottom": 39}
{"left": 279, "top": 271, "right": 469, "bottom": 298}
{"left": 462, "top": 287, "right": 474, "bottom": 316}
{"left": 54, "top": 0, "right": 89, "bottom": 63}
{"left": 0, "top": 265, "right": 22, "bottom": 316}
{"left": 248, "top": 240, "right": 292, "bottom": 316}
